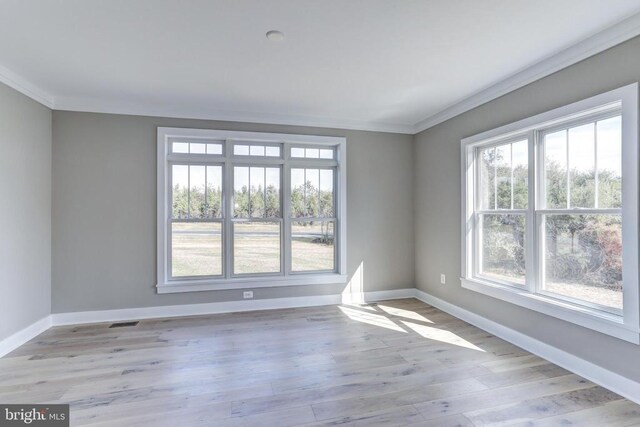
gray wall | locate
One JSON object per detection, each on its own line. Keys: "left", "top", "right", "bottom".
{"left": 414, "top": 36, "right": 640, "bottom": 382}
{"left": 0, "top": 83, "right": 51, "bottom": 341}
{"left": 52, "top": 112, "right": 414, "bottom": 312}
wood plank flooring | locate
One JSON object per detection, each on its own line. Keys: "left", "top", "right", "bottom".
{"left": 1, "top": 299, "right": 639, "bottom": 426}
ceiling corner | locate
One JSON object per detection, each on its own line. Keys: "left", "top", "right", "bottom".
{"left": 0, "top": 63, "right": 55, "bottom": 109}
{"left": 412, "top": 11, "right": 640, "bottom": 134}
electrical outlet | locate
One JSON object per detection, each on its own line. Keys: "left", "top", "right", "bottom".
{"left": 243, "top": 291, "right": 254, "bottom": 299}
{"left": 440, "top": 274, "right": 446, "bottom": 285}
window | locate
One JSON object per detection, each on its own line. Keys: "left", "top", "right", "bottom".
{"left": 172, "top": 140, "right": 224, "bottom": 155}
{"left": 291, "top": 146, "right": 335, "bottom": 159}
{"left": 158, "top": 128, "right": 347, "bottom": 293}
{"left": 461, "top": 84, "right": 639, "bottom": 343}
{"left": 233, "top": 143, "right": 281, "bottom": 157}
{"left": 291, "top": 168, "right": 336, "bottom": 272}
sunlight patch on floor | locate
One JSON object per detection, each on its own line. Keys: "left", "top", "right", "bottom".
{"left": 376, "top": 305, "right": 433, "bottom": 323}
{"left": 400, "top": 320, "right": 485, "bottom": 352}
{"left": 338, "top": 306, "right": 407, "bottom": 333}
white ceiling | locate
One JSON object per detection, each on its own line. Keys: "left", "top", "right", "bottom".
{"left": 1, "top": 0, "right": 640, "bottom": 133}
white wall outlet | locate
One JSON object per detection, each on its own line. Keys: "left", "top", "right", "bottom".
{"left": 440, "top": 274, "right": 446, "bottom": 285}
{"left": 243, "top": 291, "right": 254, "bottom": 299}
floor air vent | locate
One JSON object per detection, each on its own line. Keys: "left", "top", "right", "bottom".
{"left": 109, "top": 321, "right": 139, "bottom": 328}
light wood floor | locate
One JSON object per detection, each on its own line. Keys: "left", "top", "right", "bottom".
{"left": 2, "top": 299, "right": 640, "bottom": 426}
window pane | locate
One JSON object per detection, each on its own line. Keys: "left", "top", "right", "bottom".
{"left": 171, "top": 165, "right": 189, "bottom": 218}
{"left": 234, "top": 222, "right": 281, "bottom": 274}
{"left": 190, "top": 143, "right": 206, "bottom": 154}
{"left": 265, "top": 168, "right": 281, "bottom": 217}
{"left": 250, "top": 145, "right": 265, "bottom": 156}
{"left": 480, "top": 214, "right": 525, "bottom": 285}
{"left": 266, "top": 146, "right": 281, "bottom": 157}
{"left": 291, "top": 147, "right": 305, "bottom": 158}
{"left": 306, "top": 169, "right": 320, "bottom": 217}
{"left": 479, "top": 141, "right": 527, "bottom": 210}
{"left": 292, "top": 221, "right": 335, "bottom": 272}
{"left": 234, "top": 167, "right": 249, "bottom": 218}
{"left": 544, "top": 130, "right": 568, "bottom": 209}
{"left": 189, "top": 165, "right": 206, "bottom": 218}
{"left": 207, "top": 143, "right": 223, "bottom": 155}
{"left": 597, "top": 116, "right": 622, "bottom": 209}
{"left": 205, "top": 166, "right": 223, "bottom": 218}
{"left": 320, "top": 149, "right": 334, "bottom": 159}
{"left": 542, "top": 214, "right": 622, "bottom": 310}
{"left": 234, "top": 145, "right": 250, "bottom": 156}
{"left": 173, "top": 142, "right": 189, "bottom": 153}
{"left": 290, "top": 169, "right": 331, "bottom": 218}
{"left": 291, "top": 168, "right": 306, "bottom": 217}
{"left": 495, "top": 144, "right": 511, "bottom": 209}
{"left": 250, "top": 167, "right": 265, "bottom": 217}
{"left": 479, "top": 146, "right": 496, "bottom": 210}
{"left": 306, "top": 148, "right": 320, "bottom": 159}
{"left": 172, "top": 222, "right": 222, "bottom": 277}
{"left": 568, "top": 123, "right": 595, "bottom": 208}
{"left": 319, "top": 169, "right": 334, "bottom": 217}
{"left": 512, "top": 140, "right": 528, "bottom": 209}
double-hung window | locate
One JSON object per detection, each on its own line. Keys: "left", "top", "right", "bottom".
{"left": 461, "top": 84, "right": 640, "bottom": 343}
{"left": 158, "top": 128, "right": 347, "bottom": 293}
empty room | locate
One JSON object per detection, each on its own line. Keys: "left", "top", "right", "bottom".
{"left": 3, "top": 1, "right": 640, "bottom": 425}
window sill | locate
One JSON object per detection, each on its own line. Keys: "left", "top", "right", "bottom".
{"left": 157, "top": 274, "right": 348, "bottom": 294}
{"left": 461, "top": 277, "right": 640, "bottom": 344}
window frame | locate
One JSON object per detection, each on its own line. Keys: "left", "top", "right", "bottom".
{"left": 168, "top": 161, "right": 225, "bottom": 280}
{"left": 230, "top": 163, "right": 284, "bottom": 277}
{"left": 158, "top": 128, "right": 347, "bottom": 293}
{"left": 461, "top": 83, "right": 639, "bottom": 343}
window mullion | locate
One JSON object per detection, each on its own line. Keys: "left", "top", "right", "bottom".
{"left": 283, "top": 145, "right": 292, "bottom": 275}
{"left": 247, "top": 166, "right": 252, "bottom": 218}
{"left": 493, "top": 147, "right": 497, "bottom": 209}
{"left": 204, "top": 165, "right": 208, "bottom": 217}
{"left": 303, "top": 169, "right": 307, "bottom": 216}
{"left": 526, "top": 130, "right": 538, "bottom": 294}
{"left": 565, "top": 129, "right": 570, "bottom": 209}
{"left": 594, "top": 122, "right": 599, "bottom": 209}
{"left": 224, "top": 141, "right": 233, "bottom": 279}
{"left": 510, "top": 143, "right": 514, "bottom": 210}
{"left": 187, "top": 165, "right": 191, "bottom": 218}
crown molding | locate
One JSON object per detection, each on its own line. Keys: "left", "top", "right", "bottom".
{"left": 53, "top": 96, "right": 415, "bottom": 134}
{"left": 412, "top": 11, "right": 640, "bottom": 134}
{"left": 0, "top": 63, "right": 54, "bottom": 109}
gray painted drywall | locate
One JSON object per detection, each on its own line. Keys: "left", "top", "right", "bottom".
{"left": 52, "top": 112, "right": 414, "bottom": 312}
{"left": 0, "top": 82, "right": 51, "bottom": 341}
{"left": 414, "top": 35, "right": 640, "bottom": 382}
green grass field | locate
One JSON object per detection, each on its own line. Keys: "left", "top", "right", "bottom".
{"left": 171, "top": 223, "right": 223, "bottom": 277}
{"left": 171, "top": 222, "right": 334, "bottom": 277}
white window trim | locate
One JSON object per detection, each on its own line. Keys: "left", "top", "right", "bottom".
{"left": 461, "top": 83, "right": 640, "bottom": 344}
{"left": 157, "top": 128, "right": 347, "bottom": 294}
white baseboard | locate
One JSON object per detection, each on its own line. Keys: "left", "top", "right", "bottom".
{"left": 1, "top": 289, "right": 412, "bottom": 356}
{"left": 50, "top": 288, "right": 415, "bottom": 326}
{"left": 0, "top": 316, "right": 52, "bottom": 358}
{"left": 414, "top": 289, "right": 640, "bottom": 405}
{"left": 51, "top": 295, "right": 340, "bottom": 326}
